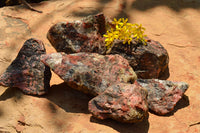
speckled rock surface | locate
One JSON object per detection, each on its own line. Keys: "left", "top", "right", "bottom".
{"left": 47, "top": 13, "right": 106, "bottom": 54}
{"left": 0, "top": 38, "right": 51, "bottom": 95}
{"left": 41, "top": 52, "right": 137, "bottom": 96}
{"left": 88, "top": 82, "right": 148, "bottom": 123}
{"left": 137, "top": 79, "right": 188, "bottom": 115}
{"left": 109, "top": 39, "right": 169, "bottom": 79}
{"left": 47, "top": 13, "right": 169, "bottom": 79}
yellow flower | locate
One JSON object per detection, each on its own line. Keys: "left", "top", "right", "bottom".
{"left": 112, "top": 18, "right": 121, "bottom": 29}
{"left": 103, "top": 18, "right": 147, "bottom": 49}
{"left": 121, "top": 18, "right": 128, "bottom": 25}
{"left": 112, "top": 18, "right": 121, "bottom": 25}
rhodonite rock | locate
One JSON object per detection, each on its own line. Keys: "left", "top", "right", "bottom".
{"left": 88, "top": 82, "right": 148, "bottom": 123}
{"left": 137, "top": 79, "right": 189, "bottom": 115}
{"left": 0, "top": 38, "right": 51, "bottom": 95}
{"left": 47, "top": 13, "right": 169, "bottom": 79}
{"left": 47, "top": 13, "right": 106, "bottom": 54}
{"left": 108, "top": 39, "right": 169, "bottom": 79}
{"left": 41, "top": 52, "right": 137, "bottom": 96}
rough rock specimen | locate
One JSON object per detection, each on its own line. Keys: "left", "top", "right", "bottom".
{"left": 137, "top": 79, "right": 189, "bottom": 115}
{"left": 47, "top": 13, "right": 169, "bottom": 79}
{"left": 41, "top": 52, "right": 137, "bottom": 96}
{"left": 88, "top": 82, "right": 148, "bottom": 123}
{"left": 0, "top": 38, "right": 51, "bottom": 95}
{"left": 47, "top": 13, "right": 106, "bottom": 54}
{"left": 109, "top": 39, "right": 169, "bottom": 79}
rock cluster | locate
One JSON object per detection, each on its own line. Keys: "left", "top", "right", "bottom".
{"left": 0, "top": 14, "right": 189, "bottom": 123}
{"left": 41, "top": 52, "right": 188, "bottom": 122}
{"left": 41, "top": 52, "right": 149, "bottom": 123}
{"left": 0, "top": 38, "right": 51, "bottom": 95}
{"left": 47, "top": 13, "right": 169, "bottom": 79}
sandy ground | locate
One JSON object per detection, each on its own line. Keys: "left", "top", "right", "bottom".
{"left": 0, "top": 0, "right": 200, "bottom": 132}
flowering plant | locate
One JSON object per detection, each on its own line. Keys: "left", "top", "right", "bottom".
{"left": 103, "top": 18, "right": 147, "bottom": 50}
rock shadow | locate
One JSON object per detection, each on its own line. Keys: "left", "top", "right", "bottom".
{"left": 131, "top": 0, "right": 200, "bottom": 12}
{"left": 114, "top": 10, "right": 129, "bottom": 20}
{"left": 0, "top": 87, "right": 24, "bottom": 119}
{"left": 90, "top": 114, "right": 149, "bottom": 133}
{"left": 98, "top": 0, "right": 113, "bottom": 4}
{"left": 45, "top": 82, "right": 92, "bottom": 114}
{"left": 0, "top": 87, "right": 23, "bottom": 101}
{"left": 149, "top": 94, "right": 190, "bottom": 116}
{"left": 0, "top": 0, "right": 46, "bottom": 7}
{"left": 71, "top": 8, "right": 101, "bottom": 17}
{"left": 0, "top": 127, "right": 10, "bottom": 133}
{"left": 69, "top": 0, "right": 128, "bottom": 18}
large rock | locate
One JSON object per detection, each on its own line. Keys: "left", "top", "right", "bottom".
{"left": 109, "top": 39, "right": 169, "bottom": 79}
{"left": 41, "top": 52, "right": 137, "bottom": 96}
{"left": 0, "top": 38, "right": 51, "bottom": 95}
{"left": 137, "top": 79, "right": 189, "bottom": 115}
{"left": 47, "top": 13, "right": 106, "bottom": 54}
{"left": 88, "top": 82, "right": 148, "bottom": 123}
{"left": 47, "top": 13, "right": 169, "bottom": 79}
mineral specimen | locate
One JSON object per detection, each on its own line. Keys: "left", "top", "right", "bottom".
{"left": 0, "top": 38, "right": 51, "bottom": 95}
{"left": 137, "top": 79, "right": 188, "bottom": 115}
{"left": 41, "top": 52, "right": 137, "bottom": 96}
{"left": 88, "top": 82, "right": 148, "bottom": 123}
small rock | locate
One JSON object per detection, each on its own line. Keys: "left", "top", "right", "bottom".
{"left": 88, "top": 82, "right": 148, "bottom": 123}
{"left": 47, "top": 13, "right": 169, "bottom": 79}
{"left": 41, "top": 52, "right": 137, "bottom": 96}
{"left": 137, "top": 79, "right": 189, "bottom": 115}
{"left": 0, "top": 38, "right": 51, "bottom": 95}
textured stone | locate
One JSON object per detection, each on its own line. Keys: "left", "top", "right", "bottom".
{"left": 47, "top": 13, "right": 169, "bottom": 79}
{"left": 0, "top": 38, "right": 51, "bottom": 95}
{"left": 47, "top": 13, "right": 107, "bottom": 54}
{"left": 41, "top": 52, "right": 137, "bottom": 96}
{"left": 137, "top": 79, "right": 189, "bottom": 115}
{"left": 88, "top": 82, "right": 148, "bottom": 123}
{"left": 109, "top": 39, "right": 169, "bottom": 79}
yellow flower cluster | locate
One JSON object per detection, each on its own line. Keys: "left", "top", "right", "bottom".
{"left": 103, "top": 18, "right": 147, "bottom": 49}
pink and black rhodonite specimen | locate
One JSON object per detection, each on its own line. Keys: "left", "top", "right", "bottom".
{"left": 47, "top": 13, "right": 169, "bottom": 80}
{"left": 41, "top": 52, "right": 137, "bottom": 96}
{"left": 88, "top": 82, "right": 148, "bottom": 123}
{"left": 47, "top": 13, "right": 106, "bottom": 54}
{"left": 137, "top": 79, "right": 188, "bottom": 115}
{"left": 0, "top": 38, "right": 51, "bottom": 95}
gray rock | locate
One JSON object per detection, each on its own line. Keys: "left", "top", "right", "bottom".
{"left": 137, "top": 79, "right": 189, "bottom": 115}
